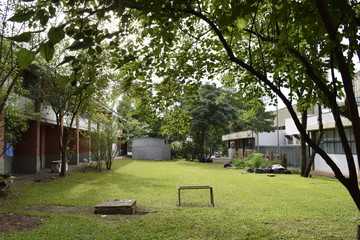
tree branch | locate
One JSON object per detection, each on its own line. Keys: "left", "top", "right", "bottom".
{"left": 178, "top": 6, "right": 347, "bottom": 183}
{"left": 315, "top": 0, "right": 360, "bottom": 180}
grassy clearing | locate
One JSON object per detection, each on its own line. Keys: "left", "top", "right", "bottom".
{"left": 0, "top": 158, "right": 359, "bottom": 239}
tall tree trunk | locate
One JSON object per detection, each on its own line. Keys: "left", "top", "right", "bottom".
{"left": 200, "top": 130, "right": 206, "bottom": 160}
{"left": 59, "top": 115, "right": 67, "bottom": 177}
{"left": 344, "top": 180, "right": 360, "bottom": 210}
{"left": 300, "top": 109, "right": 308, "bottom": 176}
{"left": 304, "top": 105, "right": 324, "bottom": 177}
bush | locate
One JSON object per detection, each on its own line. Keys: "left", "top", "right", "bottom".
{"left": 232, "top": 158, "right": 247, "bottom": 168}
{"left": 233, "top": 153, "right": 269, "bottom": 169}
{"left": 248, "top": 153, "right": 269, "bottom": 168}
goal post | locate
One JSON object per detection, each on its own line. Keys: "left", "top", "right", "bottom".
{"left": 178, "top": 185, "right": 214, "bottom": 207}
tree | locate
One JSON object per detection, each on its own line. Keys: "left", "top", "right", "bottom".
{"left": 230, "top": 98, "right": 275, "bottom": 134}
{"left": 303, "top": 104, "right": 325, "bottom": 177}
{"left": 116, "top": 0, "right": 360, "bottom": 210}
{"left": 0, "top": 1, "right": 36, "bottom": 158}
{"left": 12, "top": 0, "right": 360, "bottom": 209}
{"left": 85, "top": 105, "right": 121, "bottom": 171}
{"left": 31, "top": 63, "right": 96, "bottom": 176}
{"left": 117, "top": 94, "right": 152, "bottom": 140}
{"left": 182, "top": 84, "right": 238, "bottom": 160}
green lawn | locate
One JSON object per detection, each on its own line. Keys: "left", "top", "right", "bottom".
{"left": 1, "top": 158, "right": 359, "bottom": 239}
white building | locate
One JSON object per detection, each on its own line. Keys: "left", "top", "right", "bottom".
{"left": 222, "top": 71, "right": 360, "bottom": 179}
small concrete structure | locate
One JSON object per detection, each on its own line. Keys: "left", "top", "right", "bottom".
{"left": 94, "top": 199, "right": 136, "bottom": 215}
{"left": 50, "top": 161, "right": 68, "bottom": 173}
{"left": 132, "top": 137, "right": 171, "bottom": 160}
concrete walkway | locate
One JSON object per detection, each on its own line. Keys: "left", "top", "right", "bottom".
{"left": 12, "top": 164, "right": 86, "bottom": 186}
{"left": 11, "top": 157, "right": 126, "bottom": 186}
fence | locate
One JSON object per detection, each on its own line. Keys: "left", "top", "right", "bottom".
{"left": 258, "top": 145, "right": 307, "bottom": 168}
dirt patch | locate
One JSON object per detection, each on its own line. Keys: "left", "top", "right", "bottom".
{"left": 0, "top": 213, "right": 48, "bottom": 233}
{"left": 0, "top": 204, "right": 156, "bottom": 233}
{"left": 23, "top": 204, "right": 94, "bottom": 215}
{"left": 23, "top": 204, "right": 154, "bottom": 216}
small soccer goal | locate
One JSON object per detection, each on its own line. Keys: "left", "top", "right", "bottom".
{"left": 178, "top": 185, "right": 214, "bottom": 207}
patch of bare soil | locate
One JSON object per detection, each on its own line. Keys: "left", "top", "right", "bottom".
{"left": 0, "top": 213, "right": 48, "bottom": 233}
{"left": 0, "top": 204, "right": 157, "bottom": 233}
{"left": 22, "top": 204, "right": 93, "bottom": 215}
{"left": 23, "top": 204, "right": 154, "bottom": 216}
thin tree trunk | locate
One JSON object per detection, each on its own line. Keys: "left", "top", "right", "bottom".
{"left": 300, "top": 110, "right": 308, "bottom": 176}
{"left": 304, "top": 105, "right": 324, "bottom": 177}
{"left": 59, "top": 114, "right": 66, "bottom": 177}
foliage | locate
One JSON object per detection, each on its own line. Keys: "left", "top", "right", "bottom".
{"left": 0, "top": 159, "right": 358, "bottom": 239}
{"left": 10, "top": 0, "right": 360, "bottom": 208}
{"left": 0, "top": 1, "right": 25, "bottom": 116}
{"left": 230, "top": 99, "right": 275, "bottom": 133}
{"left": 0, "top": 1, "right": 36, "bottom": 155}
{"left": 1, "top": 78, "right": 36, "bottom": 157}
{"left": 171, "top": 140, "right": 194, "bottom": 160}
{"left": 88, "top": 110, "right": 121, "bottom": 171}
{"left": 182, "top": 84, "right": 238, "bottom": 160}
{"left": 233, "top": 153, "right": 269, "bottom": 169}
{"left": 117, "top": 94, "right": 150, "bottom": 141}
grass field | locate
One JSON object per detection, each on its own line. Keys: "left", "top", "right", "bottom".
{"left": 0, "top": 158, "right": 359, "bottom": 239}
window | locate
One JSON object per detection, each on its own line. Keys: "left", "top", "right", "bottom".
{"left": 320, "top": 128, "right": 356, "bottom": 154}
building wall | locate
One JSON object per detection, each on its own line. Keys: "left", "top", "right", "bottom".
{"left": 68, "top": 127, "right": 79, "bottom": 165}
{"left": 258, "top": 130, "right": 286, "bottom": 146}
{"left": 13, "top": 120, "right": 40, "bottom": 174}
{"left": 79, "top": 131, "right": 91, "bottom": 162}
{"left": 43, "top": 124, "right": 61, "bottom": 168}
{"left": 314, "top": 154, "right": 359, "bottom": 179}
{"left": 132, "top": 138, "right": 171, "bottom": 160}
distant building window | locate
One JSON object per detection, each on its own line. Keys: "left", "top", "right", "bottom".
{"left": 319, "top": 128, "right": 356, "bottom": 154}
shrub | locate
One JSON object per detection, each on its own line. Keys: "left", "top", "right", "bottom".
{"left": 247, "top": 153, "right": 269, "bottom": 168}
{"left": 233, "top": 153, "right": 269, "bottom": 169}
{"left": 233, "top": 158, "right": 247, "bottom": 168}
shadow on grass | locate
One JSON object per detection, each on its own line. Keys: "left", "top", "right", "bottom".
{"left": 2, "top": 160, "right": 171, "bottom": 210}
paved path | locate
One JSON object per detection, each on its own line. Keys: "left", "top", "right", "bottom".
{"left": 12, "top": 164, "right": 86, "bottom": 186}
{"left": 11, "top": 157, "right": 126, "bottom": 186}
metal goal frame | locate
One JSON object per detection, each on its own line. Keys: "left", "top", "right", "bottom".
{"left": 178, "top": 185, "right": 214, "bottom": 207}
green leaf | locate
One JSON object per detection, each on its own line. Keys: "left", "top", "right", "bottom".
{"left": 40, "top": 15, "right": 49, "bottom": 26}
{"left": 58, "top": 75, "right": 71, "bottom": 87}
{"left": 96, "top": 46, "right": 102, "bottom": 54}
{"left": 58, "top": 56, "right": 76, "bottom": 66}
{"left": 65, "top": 25, "right": 77, "bottom": 36}
{"left": 49, "top": 5, "right": 56, "bottom": 16}
{"left": 48, "top": 26, "right": 65, "bottom": 44}
{"left": 67, "top": 41, "right": 91, "bottom": 50}
{"left": 17, "top": 48, "right": 36, "bottom": 69}
{"left": 35, "top": 9, "right": 46, "bottom": 20}
{"left": 7, "top": 32, "right": 32, "bottom": 42}
{"left": 39, "top": 42, "right": 55, "bottom": 62}
{"left": 8, "top": 10, "right": 35, "bottom": 22}
{"left": 88, "top": 47, "right": 95, "bottom": 56}
{"left": 275, "top": 4, "right": 283, "bottom": 10}
{"left": 235, "top": 18, "right": 247, "bottom": 30}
